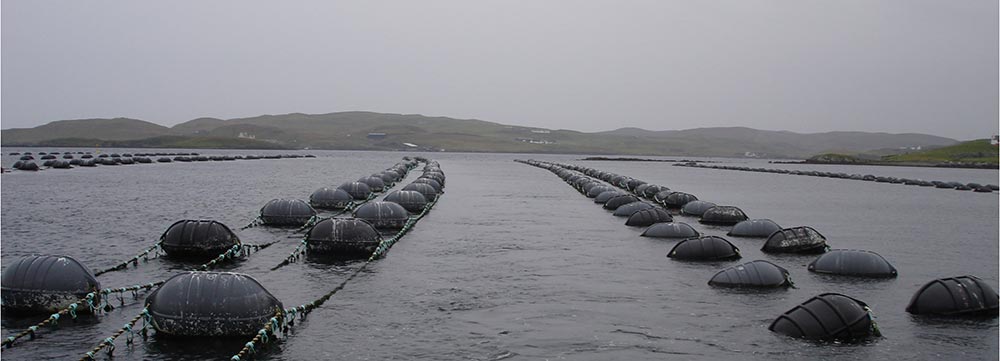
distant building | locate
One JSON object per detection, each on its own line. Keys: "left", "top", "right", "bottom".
{"left": 530, "top": 129, "right": 551, "bottom": 134}
{"left": 367, "top": 133, "right": 387, "bottom": 140}
{"left": 402, "top": 143, "right": 418, "bottom": 148}
{"left": 991, "top": 135, "right": 999, "bottom": 146}
{"left": 237, "top": 132, "right": 256, "bottom": 139}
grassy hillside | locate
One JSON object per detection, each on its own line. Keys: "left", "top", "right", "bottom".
{"left": 28, "top": 136, "right": 290, "bottom": 150}
{"left": 883, "top": 139, "right": 998, "bottom": 164}
{"left": 1, "top": 118, "right": 170, "bottom": 143}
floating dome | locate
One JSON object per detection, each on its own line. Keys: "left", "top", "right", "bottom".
{"left": 383, "top": 190, "right": 428, "bottom": 213}
{"left": 700, "top": 206, "right": 749, "bottom": 225}
{"left": 769, "top": 293, "right": 880, "bottom": 341}
{"left": 641, "top": 222, "right": 699, "bottom": 238}
{"left": 625, "top": 207, "right": 674, "bottom": 227}
{"left": 18, "top": 155, "right": 33, "bottom": 161}
{"left": 18, "top": 162, "right": 39, "bottom": 171}
{"left": 62, "top": 154, "right": 74, "bottom": 159}
{"left": 603, "top": 195, "right": 641, "bottom": 210}
{"left": 259, "top": 199, "right": 317, "bottom": 227}
{"left": 584, "top": 185, "right": 614, "bottom": 198}
{"left": 580, "top": 181, "right": 604, "bottom": 194}
{"left": 728, "top": 219, "right": 782, "bottom": 237}
{"left": 762, "top": 226, "right": 829, "bottom": 254}
{"left": 310, "top": 187, "right": 354, "bottom": 210}
{"left": 807, "top": 249, "right": 897, "bottom": 278}
{"left": 640, "top": 185, "right": 667, "bottom": 199}
{"left": 653, "top": 190, "right": 675, "bottom": 204}
{"left": 358, "top": 176, "right": 386, "bottom": 192}
{"left": 79, "top": 159, "right": 97, "bottom": 167}
{"left": 708, "top": 260, "right": 792, "bottom": 288}
{"left": 594, "top": 190, "right": 627, "bottom": 204}
{"left": 634, "top": 183, "right": 652, "bottom": 196}
{"left": 988, "top": 184, "right": 1000, "bottom": 191}
{"left": 667, "top": 236, "right": 741, "bottom": 261}
{"left": 906, "top": 276, "right": 999, "bottom": 317}
{"left": 663, "top": 192, "right": 698, "bottom": 208}
{"left": 973, "top": 185, "right": 993, "bottom": 193}
{"left": 681, "top": 200, "right": 717, "bottom": 216}
{"left": 157, "top": 157, "right": 172, "bottom": 163}
{"left": 967, "top": 182, "right": 982, "bottom": 189}
{"left": 146, "top": 272, "right": 283, "bottom": 337}
{"left": 69, "top": 159, "right": 82, "bottom": 165}
{"left": 412, "top": 178, "right": 443, "bottom": 192}
{"left": 338, "top": 181, "right": 373, "bottom": 200}
{"left": 354, "top": 201, "right": 410, "bottom": 229}
{"left": 12, "top": 160, "right": 24, "bottom": 169}
{"left": 613, "top": 201, "right": 656, "bottom": 217}
{"left": 1, "top": 255, "right": 101, "bottom": 314}
{"left": 160, "top": 220, "right": 241, "bottom": 259}
{"left": 50, "top": 160, "right": 72, "bottom": 169}
{"left": 136, "top": 157, "right": 153, "bottom": 164}
{"left": 40, "top": 155, "right": 56, "bottom": 160}
{"left": 98, "top": 154, "right": 109, "bottom": 158}
{"left": 402, "top": 183, "right": 439, "bottom": 201}
{"left": 110, "top": 153, "right": 121, "bottom": 157}
{"left": 306, "top": 218, "right": 383, "bottom": 257}
{"left": 626, "top": 179, "right": 647, "bottom": 191}
{"left": 42, "top": 160, "right": 56, "bottom": 167}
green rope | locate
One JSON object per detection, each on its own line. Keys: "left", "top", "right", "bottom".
{"left": 93, "top": 241, "right": 163, "bottom": 276}
{"left": 79, "top": 307, "right": 148, "bottom": 360}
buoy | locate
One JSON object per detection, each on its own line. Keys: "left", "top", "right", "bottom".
{"left": 699, "top": 206, "right": 749, "bottom": 225}
{"left": 586, "top": 185, "right": 616, "bottom": 198}
{"left": 603, "top": 195, "right": 640, "bottom": 210}
{"left": 641, "top": 185, "right": 668, "bottom": 199}
{"left": 807, "top": 249, "right": 897, "bottom": 278}
{"left": 383, "top": 190, "right": 428, "bottom": 213}
{"left": 310, "top": 187, "right": 354, "bottom": 210}
{"left": 625, "top": 207, "right": 673, "bottom": 227}
{"left": 594, "top": 190, "right": 626, "bottom": 204}
{"left": 906, "top": 275, "right": 998, "bottom": 317}
{"left": 708, "top": 260, "right": 791, "bottom": 288}
{"left": 353, "top": 201, "right": 410, "bottom": 229}
{"left": 769, "top": 293, "right": 880, "bottom": 341}
{"left": 641, "top": 222, "right": 699, "bottom": 238}
{"left": 661, "top": 192, "right": 698, "bottom": 208}
{"left": 358, "top": 176, "right": 387, "bottom": 192}
{"left": 412, "top": 178, "right": 443, "bottom": 193}
{"left": 160, "top": 220, "right": 241, "bottom": 258}
{"left": 338, "top": 181, "right": 373, "bottom": 200}
{"left": 612, "top": 201, "right": 656, "bottom": 217}
{"left": 667, "top": 236, "right": 741, "bottom": 261}
{"left": 259, "top": 199, "right": 317, "bottom": 227}
{"left": 146, "top": 272, "right": 282, "bottom": 336}
{"left": 18, "top": 162, "right": 40, "bottom": 171}
{"left": 402, "top": 183, "right": 438, "bottom": 201}
{"left": 306, "top": 218, "right": 383, "bottom": 257}
{"left": 762, "top": 226, "right": 828, "bottom": 254}
{"left": 728, "top": 219, "right": 781, "bottom": 237}
{"left": 1, "top": 255, "right": 101, "bottom": 314}
{"left": 680, "top": 200, "right": 717, "bottom": 216}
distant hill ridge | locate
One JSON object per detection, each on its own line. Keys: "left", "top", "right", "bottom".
{"left": 1, "top": 112, "right": 960, "bottom": 158}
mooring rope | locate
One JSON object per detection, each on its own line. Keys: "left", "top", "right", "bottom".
{"left": 93, "top": 241, "right": 163, "bottom": 276}
{"left": 79, "top": 306, "right": 151, "bottom": 360}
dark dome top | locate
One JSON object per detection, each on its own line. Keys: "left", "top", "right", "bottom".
{"left": 709, "top": 260, "right": 791, "bottom": 288}
{"left": 383, "top": 190, "right": 428, "bottom": 213}
{"left": 625, "top": 207, "right": 674, "bottom": 227}
{"left": 1, "top": 255, "right": 99, "bottom": 293}
{"left": 377, "top": 171, "right": 401, "bottom": 183}
{"left": 586, "top": 185, "right": 616, "bottom": 198}
{"left": 603, "top": 195, "right": 640, "bottom": 210}
{"left": 728, "top": 219, "right": 782, "bottom": 237}
{"left": 147, "top": 272, "right": 282, "bottom": 322}
{"left": 402, "top": 183, "right": 439, "bottom": 201}
{"left": 634, "top": 184, "right": 652, "bottom": 196}
{"left": 310, "top": 187, "right": 354, "bottom": 209}
{"left": 594, "top": 190, "right": 627, "bottom": 204}
{"left": 260, "top": 199, "right": 317, "bottom": 219}
{"left": 668, "top": 236, "right": 741, "bottom": 261}
{"left": 338, "top": 182, "right": 373, "bottom": 200}
{"left": 906, "top": 275, "right": 999, "bottom": 316}
{"left": 769, "top": 293, "right": 879, "bottom": 341}
{"left": 808, "top": 249, "right": 897, "bottom": 278}
{"left": 663, "top": 192, "right": 698, "bottom": 208}
{"left": 354, "top": 201, "right": 410, "bottom": 222}
{"left": 412, "top": 178, "right": 443, "bottom": 192}
{"left": 613, "top": 201, "right": 656, "bottom": 217}
{"left": 358, "top": 176, "right": 386, "bottom": 192}
{"left": 642, "top": 185, "right": 668, "bottom": 199}
{"left": 160, "top": 220, "right": 241, "bottom": 250}
{"left": 762, "top": 226, "right": 828, "bottom": 254}
{"left": 626, "top": 179, "right": 647, "bottom": 191}
{"left": 699, "top": 206, "right": 749, "bottom": 225}
{"left": 681, "top": 201, "right": 717, "bottom": 216}
{"left": 641, "top": 222, "right": 699, "bottom": 238}
{"left": 307, "top": 218, "right": 382, "bottom": 245}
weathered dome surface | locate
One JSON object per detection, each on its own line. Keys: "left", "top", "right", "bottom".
{"left": 807, "top": 249, "right": 897, "bottom": 278}
{"left": 412, "top": 178, "right": 443, "bottom": 192}
{"left": 353, "top": 201, "right": 411, "bottom": 229}
{"left": 625, "top": 207, "right": 674, "bottom": 227}
{"left": 728, "top": 219, "right": 782, "bottom": 237}
{"left": 662, "top": 192, "right": 698, "bottom": 208}
{"left": 680, "top": 201, "right": 717, "bottom": 216}
{"left": 586, "top": 185, "right": 616, "bottom": 198}
{"left": 377, "top": 171, "right": 401, "bottom": 183}
{"left": 383, "top": 190, "right": 428, "bottom": 213}
{"left": 1, "top": 255, "right": 101, "bottom": 313}
{"left": 769, "top": 293, "right": 880, "bottom": 341}
{"left": 626, "top": 179, "right": 647, "bottom": 191}
{"left": 260, "top": 199, "right": 317, "bottom": 227}
{"left": 699, "top": 206, "right": 749, "bottom": 225}
{"left": 634, "top": 184, "right": 652, "bottom": 197}
{"left": 603, "top": 195, "right": 641, "bottom": 210}
{"left": 667, "top": 236, "right": 741, "bottom": 261}
{"left": 306, "top": 218, "right": 383, "bottom": 257}
{"left": 338, "top": 181, "right": 373, "bottom": 200}
{"left": 653, "top": 190, "right": 675, "bottom": 204}
{"left": 613, "top": 201, "right": 656, "bottom": 217}
{"left": 709, "top": 260, "right": 791, "bottom": 288}
{"left": 18, "top": 162, "right": 40, "bottom": 171}
{"left": 146, "top": 272, "right": 283, "bottom": 336}
{"left": 762, "top": 226, "right": 828, "bottom": 254}
{"left": 906, "top": 276, "right": 999, "bottom": 317}
{"left": 594, "top": 190, "right": 627, "bottom": 204}
{"left": 358, "top": 176, "right": 386, "bottom": 192}
{"left": 402, "top": 183, "right": 439, "bottom": 201}
{"left": 160, "top": 220, "right": 241, "bottom": 258}
{"left": 641, "top": 222, "right": 700, "bottom": 238}
{"left": 310, "top": 187, "right": 354, "bottom": 210}
{"left": 642, "top": 185, "right": 668, "bottom": 199}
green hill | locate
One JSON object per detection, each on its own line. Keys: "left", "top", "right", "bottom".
{"left": 883, "top": 139, "right": 998, "bottom": 165}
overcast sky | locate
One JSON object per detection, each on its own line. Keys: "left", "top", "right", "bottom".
{"left": 2, "top": 1, "right": 997, "bottom": 140}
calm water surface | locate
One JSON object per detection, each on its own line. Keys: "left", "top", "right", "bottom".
{"left": 1, "top": 149, "right": 997, "bottom": 360}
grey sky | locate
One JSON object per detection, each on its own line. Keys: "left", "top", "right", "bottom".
{"left": 2, "top": 1, "right": 997, "bottom": 140}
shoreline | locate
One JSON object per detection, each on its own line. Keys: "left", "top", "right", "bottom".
{"left": 769, "top": 160, "right": 998, "bottom": 170}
